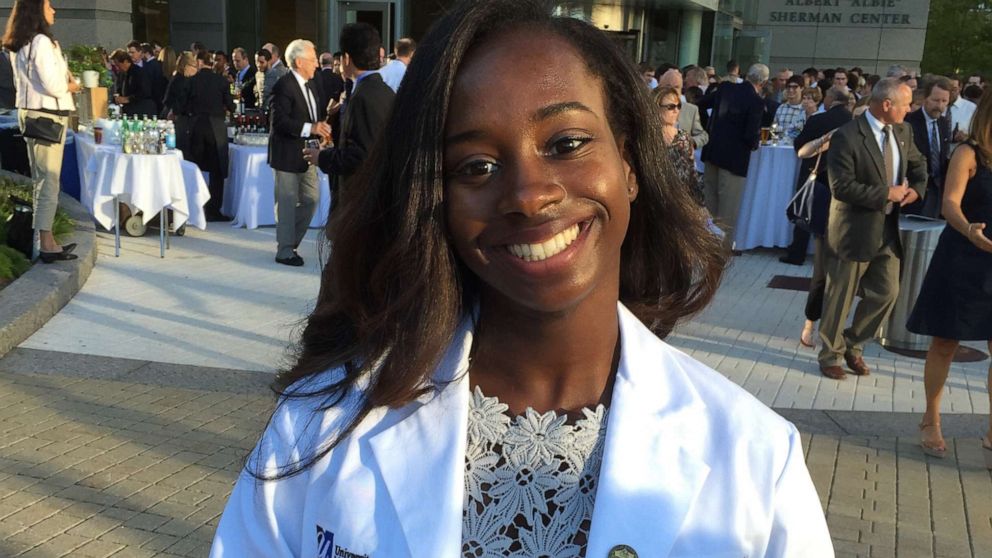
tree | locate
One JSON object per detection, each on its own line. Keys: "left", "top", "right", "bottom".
{"left": 922, "top": 0, "right": 992, "bottom": 76}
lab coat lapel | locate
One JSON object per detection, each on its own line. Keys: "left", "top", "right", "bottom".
{"left": 586, "top": 305, "right": 711, "bottom": 558}
{"left": 367, "top": 319, "right": 473, "bottom": 558}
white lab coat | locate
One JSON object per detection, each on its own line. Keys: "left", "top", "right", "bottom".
{"left": 211, "top": 304, "right": 834, "bottom": 557}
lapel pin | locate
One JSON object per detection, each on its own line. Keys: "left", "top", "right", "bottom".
{"left": 608, "top": 544, "right": 638, "bottom": 558}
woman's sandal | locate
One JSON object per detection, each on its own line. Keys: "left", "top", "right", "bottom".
{"left": 982, "top": 436, "right": 992, "bottom": 470}
{"left": 919, "top": 421, "right": 947, "bottom": 458}
{"left": 800, "top": 320, "right": 815, "bottom": 348}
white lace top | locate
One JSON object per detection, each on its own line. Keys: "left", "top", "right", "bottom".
{"left": 462, "top": 386, "right": 608, "bottom": 558}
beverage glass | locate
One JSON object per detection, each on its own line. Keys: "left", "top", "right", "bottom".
{"left": 760, "top": 127, "right": 770, "bottom": 145}
{"left": 94, "top": 126, "right": 103, "bottom": 144}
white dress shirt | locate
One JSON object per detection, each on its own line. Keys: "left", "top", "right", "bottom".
{"left": 291, "top": 70, "right": 318, "bottom": 138}
{"left": 947, "top": 96, "right": 976, "bottom": 136}
{"left": 378, "top": 59, "right": 407, "bottom": 92}
{"left": 13, "top": 34, "right": 75, "bottom": 112}
{"left": 864, "top": 109, "right": 901, "bottom": 185}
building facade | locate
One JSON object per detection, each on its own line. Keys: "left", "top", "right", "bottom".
{"left": 0, "top": 0, "right": 930, "bottom": 76}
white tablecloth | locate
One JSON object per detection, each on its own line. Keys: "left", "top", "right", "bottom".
{"left": 223, "top": 143, "right": 331, "bottom": 229}
{"left": 74, "top": 132, "right": 209, "bottom": 230}
{"left": 734, "top": 144, "right": 801, "bottom": 250}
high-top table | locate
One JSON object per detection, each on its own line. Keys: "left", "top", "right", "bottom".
{"left": 734, "top": 144, "right": 801, "bottom": 251}
{"left": 223, "top": 143, "right": 332, "bottom": 229}
{"left": 74, "top": 131, "right": 209, "bottom": 257}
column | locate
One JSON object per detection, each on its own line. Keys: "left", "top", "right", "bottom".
{"left": 678, "top": 10, "right": 703, "bottom": 67}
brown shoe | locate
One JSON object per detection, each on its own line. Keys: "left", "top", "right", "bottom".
{"left": 820, "top": 364, "right": 846, "bottom": 380}
{"left": 844, "top": 353, "right": 870, "bottom": 376}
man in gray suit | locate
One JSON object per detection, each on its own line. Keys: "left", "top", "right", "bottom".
{"left": 818, "top": 78, "right": 928, "bottom": 380}
{"left": 657, "top": 68, "right": 708, "bottom": 149}
{"left": 261, "top": 42, "right": 290, "bottom": 110}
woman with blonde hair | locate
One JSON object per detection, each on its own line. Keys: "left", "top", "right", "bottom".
{"left": 652, "top": 85, "right": 704, "bottom": 205}
{"left": 3, "top": 0, "right": 79, "bottom": 262}
{"left": 907, "top": 86, "right": 992, "bottom": 467}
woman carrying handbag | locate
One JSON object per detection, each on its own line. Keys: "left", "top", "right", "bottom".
{"left": 2, "top": 0, "right": 79, "bottom": 263}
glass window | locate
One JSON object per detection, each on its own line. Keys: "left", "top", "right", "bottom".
{"left": 133, "top": 0, "right": 170, "bottom": 46}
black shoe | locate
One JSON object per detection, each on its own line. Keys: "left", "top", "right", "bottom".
{"left": 205, "top": 212, "right": 229, "bottom": 222}
{"left": 61, "top": 243, "right": 77, "bottom": 254}
{"left": 779, "top": 255, "right": 805, "bottom": 265}
{"left": 39, "top": 250, "right": 79, "bottom": 264}
{"left": 275, "top": 255, "right": 304, "bottom": 267}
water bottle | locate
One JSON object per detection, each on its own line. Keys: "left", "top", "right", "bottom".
{"left": 165, "top": 122, "right": 176, "bottom": 150}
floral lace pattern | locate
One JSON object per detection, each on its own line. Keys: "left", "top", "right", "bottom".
{"left": 462, "top": 386, "right": 608, "bottom": 558}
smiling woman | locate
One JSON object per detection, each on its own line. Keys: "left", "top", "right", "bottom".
{"left": 209, "top": 1, "right": 834, "bottom": 556}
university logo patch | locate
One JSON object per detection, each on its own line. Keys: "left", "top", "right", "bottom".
{"left": 316, "top": 524, "right": 334, "bottom": 558}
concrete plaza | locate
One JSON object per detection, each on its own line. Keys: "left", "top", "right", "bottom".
{"left": 0, "top": 226, "right": 990, "bottom": 557}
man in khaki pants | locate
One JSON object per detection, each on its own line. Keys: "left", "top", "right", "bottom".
{"left": 817, "top": 78, "right": 927, "bottom": 380}
{"left": 696, "top": 64, "right": 768, "bottom": 251}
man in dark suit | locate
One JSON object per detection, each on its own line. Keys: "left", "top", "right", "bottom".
{"left": 304, "top": 23, "right": 395, "bottom": 208}
{"left": 316, "top": 51, "right": 345, "bottom": 113}
{"left": 269, "top": 39, "right": 330, "bottom": 266}
{"left": 141, "top": 43, "right": 167, "bottom": 114}
{"left": 903, "top": 76, "right": 952, "bottom": 218}
{"left": 110, "top": 49, "right": 157, "bottom": 117}
{"left": 184, "top": 50, "right": 236, "bottom": 221}
{"left": 817, "top": 78, "right": 928, "bottom": 380}
{"left": 780, "top": 87, "right": 853, "bottom": 265}
{"left": 231, "top": 47, "right": 257, "bottom": 110}
{"left": 697, "top": 63, "right": 768, "bottom": 251}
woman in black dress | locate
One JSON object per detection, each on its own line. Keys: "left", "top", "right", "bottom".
{"left": 907, "top": 87, "right": 992, "bottom": 467}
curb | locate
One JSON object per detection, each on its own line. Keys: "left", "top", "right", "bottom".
{"left": 0, "top": 187, "right": 96, "bottom": 357}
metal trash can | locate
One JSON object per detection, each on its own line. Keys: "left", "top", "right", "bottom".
{"left": 878, "top": 216, "right": 947, "bottom": 351}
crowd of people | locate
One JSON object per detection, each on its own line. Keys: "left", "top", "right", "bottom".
{"left": 3, "top": 0, "right": 990, "bottom": 554}
{"left": 641, "top": 59, "right": 991, "bottom": 466}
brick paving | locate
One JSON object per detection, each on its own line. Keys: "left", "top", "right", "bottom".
{"left": 3, "top": 234, "right": 991, "bottom": 556}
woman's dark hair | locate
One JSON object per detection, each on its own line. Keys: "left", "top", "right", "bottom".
{"left": 2, "top": 0, "right": 52, "bottom": 52}
{"left": 340, "top": 22, "right": 382, "bottom": 71}
{"left": 254, "top": 0, "right": 726, "bottom": 481}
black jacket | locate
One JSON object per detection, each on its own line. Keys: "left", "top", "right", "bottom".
{"left": 317, "top": 72, "right": 394, "bottom": 187}
{"left": 268, "top": 71, "right": 327, "bottom": 174}
{"left": 697, "top": 82, "right": 765, "bottom": 177}
{"left": 794, "top": 105, "right": 852, "bottom": 187}
{"left": 183, "top": 69, "right": 235, "bottom": 177}
{"left": 234, "top": 65, "right": 257, "bottom": 109}
{"left": 115, "top": 64, "right": 157, "bottom": 117}
{"left": 317, "top": 68, "right": 345, "bottom": 110}
{"left": 143, "top": 58, "right": 168, "bottom": 113}
{"left": 903, "top": 108, "right": 951, "bottom": 217}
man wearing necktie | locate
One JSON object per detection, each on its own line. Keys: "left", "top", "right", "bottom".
{"left": 268, "top": 39, "right": 330, "bottom": 266}
{"left": 817, "top": 78, "right": 928, "bottom": 380}
{"left": 904, "top": 76, "right": 952, "bottom": 218}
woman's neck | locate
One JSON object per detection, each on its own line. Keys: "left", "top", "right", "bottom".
{"left": 468, "top": 288, "right": 621, "bottom": 416}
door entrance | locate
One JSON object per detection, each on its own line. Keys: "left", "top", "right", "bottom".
{"left": 337, "top": 1, "right": 394, "bottom": 53}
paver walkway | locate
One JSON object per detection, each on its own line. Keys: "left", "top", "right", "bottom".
{"left": 1, "top": 229, "right": 990, "bottom": 557}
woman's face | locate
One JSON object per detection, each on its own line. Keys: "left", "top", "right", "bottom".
{"left": 43, "top": 0, "right": 55, "bottom": 25}
{"left": 658, "top": 93, "right": 680, "bottom": 127}
{"left": 444, "top": 29, "right": 637, "bottom": 315}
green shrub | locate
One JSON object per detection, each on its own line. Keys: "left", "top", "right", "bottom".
{"left": 0, "top": 176, "right": 74, "bottom": 282}
{"left": 0, "top": 245, "right": 30, "bottom": 281}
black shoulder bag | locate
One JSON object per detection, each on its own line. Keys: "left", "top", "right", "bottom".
{"left": 786, "top": 149, "right": 831, "bottom": 237}
{"left": 20, "top": 37, "right": 66, "bottom": 145}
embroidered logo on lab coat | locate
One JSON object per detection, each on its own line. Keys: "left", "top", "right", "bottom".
{"left": 316, "top": 525, "right": 370, "bottom": 558}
